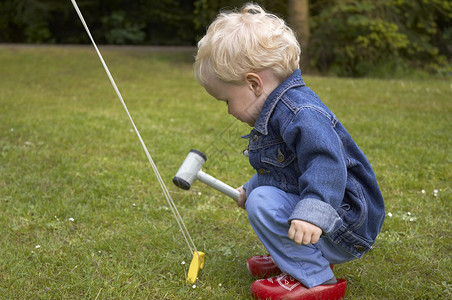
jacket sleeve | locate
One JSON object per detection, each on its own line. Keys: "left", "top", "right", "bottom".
{"left": 243, "top": 173, "right": 258, "bottom": 199}
{"left": 283, "top": 108, "right": 345, "bottom": 234}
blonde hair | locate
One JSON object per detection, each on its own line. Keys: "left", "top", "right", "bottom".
{"left": 194, "top": 3, "right": 300, "bottom": 85}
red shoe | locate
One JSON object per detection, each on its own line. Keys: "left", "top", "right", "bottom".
{"left": 247, "top": 255, "right": 281, "bottom": 278}
{"left": 250, "top": 274, "right": 347, "bottom": 300}
{"left": 247, "top": 255, "right": 334, "bottom": 279}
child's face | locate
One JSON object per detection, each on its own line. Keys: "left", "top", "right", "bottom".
{"left": 203, "top": 76, "right": 266, "bottom": 127}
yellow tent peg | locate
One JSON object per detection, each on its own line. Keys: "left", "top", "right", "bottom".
{"left": 186, "top": 251, "right": 205, "bottom": 283}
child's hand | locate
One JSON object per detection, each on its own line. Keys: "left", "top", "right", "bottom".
{"left": 237, "top": 186, "right": 247, "bottom": 209}
{"left": 288, "top": 220, "right": 322, "bottom": 245}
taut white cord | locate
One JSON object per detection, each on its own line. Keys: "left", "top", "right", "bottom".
{"left": 70, "top": 0, "right": 199, "bottom": 257}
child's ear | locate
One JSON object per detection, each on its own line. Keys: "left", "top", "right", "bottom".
{"left": 245, "top": 73, "right": 264, "bottom": 96}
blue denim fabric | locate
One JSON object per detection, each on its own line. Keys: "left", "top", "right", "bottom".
{"left": 243, "top": 69, "right": 385, "bottom": 258}
{"left": 246, "top": 186, "right": 356, "bottom": 288}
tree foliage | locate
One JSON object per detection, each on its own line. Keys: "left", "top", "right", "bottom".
{"left": 0, "top": 0, "right": 450, "bottom": 77}
{"left": 309, "top": 0, "right": 452, "bottom": 76}
{"left": 0, "top": 0, "right": 198, "bottom": 45}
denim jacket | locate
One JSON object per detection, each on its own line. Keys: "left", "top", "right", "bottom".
{"left": 243, "top": 70, "right": 385, "bottom": 258}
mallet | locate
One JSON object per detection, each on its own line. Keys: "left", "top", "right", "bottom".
{"left": 173, "top": 149, "right": 239, "bottom": 202}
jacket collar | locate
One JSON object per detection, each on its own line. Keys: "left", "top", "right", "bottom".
{"left": 253, "top": 69, "right": 305, "bottom": 135}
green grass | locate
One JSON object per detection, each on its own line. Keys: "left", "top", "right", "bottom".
{"left": 0, "top": 46, "right": 450, "bottom": 299}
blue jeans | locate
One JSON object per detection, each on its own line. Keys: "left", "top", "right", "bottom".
{"left": 246, "top": 186, "right": 356, "bottom": 288}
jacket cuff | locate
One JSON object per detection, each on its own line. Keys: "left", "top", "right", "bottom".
{"left": 288, "top": 198, "right": 343, "bottom": 234}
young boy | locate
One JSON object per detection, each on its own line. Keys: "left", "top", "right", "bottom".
{"left": 193, "top": 3, "right": 385, "bottom": 299}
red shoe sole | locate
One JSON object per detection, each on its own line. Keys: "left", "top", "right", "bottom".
{"left": 251, "top": 278, "right": 347, "bottom": 300}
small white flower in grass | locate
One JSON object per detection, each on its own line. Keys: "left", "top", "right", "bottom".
{"left": 198, "top": 192, "right": 202, "bottom": 196}
{"left": 192, "top": 285, "right": 196, "bottom": 289}
{"left": 35, "top": 245, "right": 41, "bottom": 249}
{"left": 388, "top": 212, "right": 393, "bottom": 217}
{"left": 407, "top": 212, "right": 411, "bottom": 216}
{"left": 181, "top": 261, "right": 186, "bottom": 265}
{"left": 132, "top": 203, "right": 136, "bottom": 207}
{"left": 421, "top": 189, "right": 426, "bottom": 194}
{"left": 219, "top": 283, "right": 222, "bottom": 287}
{"left": 68, "top": 217, "right": 74, "bottom": 222}
{"left": 410, "top": 218, "right": 414, "bottom": 222}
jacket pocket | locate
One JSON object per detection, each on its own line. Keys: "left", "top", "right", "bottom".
{"left": 329, "top": 225, "right": 375, "bottom": 259}
{"left": 339, "top": 175, "right": 368, "bottom": 230}
{"left": 258, "top": 143, "right": 299, "bottom": 190}
{"left": 261, "top": 144, "right": 296, "bottom": 168}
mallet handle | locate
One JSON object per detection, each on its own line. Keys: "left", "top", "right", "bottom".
{"left": 197, "top": 170, "right": 239, "bottom": 202}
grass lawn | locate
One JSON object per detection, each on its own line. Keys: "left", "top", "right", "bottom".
{"left": 0, "top": 46, "right": 450, "bottom": 299}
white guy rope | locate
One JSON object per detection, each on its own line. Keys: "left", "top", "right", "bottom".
{"left": 70, "top": 0, "right": 199, "bottom": 257}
